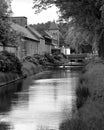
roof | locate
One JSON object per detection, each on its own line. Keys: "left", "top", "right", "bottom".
{"left": 44, "top": 31, "right": 52, "bottom": 39}
{"left": 11, "top": 22, "right": 39, "bottom": 42}
{"left": 44, "top": 31, "right": 57, "bottom": 41}
{"left": 49, "top": 22, "right": 59, "bottom": 30}
{"left": 27, "top": 26, "right": 44, "bottom": 40}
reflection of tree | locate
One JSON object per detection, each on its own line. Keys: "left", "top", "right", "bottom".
{"left": 37, "top": 125, "right": 50, "bottom": 130}
{"left": 0, "top": 122, "right": 11, "bottom": 130}
{"left": 0, "top": 81, "right": 23, "bottom": 113}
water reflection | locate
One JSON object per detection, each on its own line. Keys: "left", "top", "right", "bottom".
{"left": 0, "top": 81, "right": 23, "bottom": 114}
{"left": 0, "top": 122, "right": 12, "bottom": 130}
{"left": 0, "top": 69, "right": 80, "bottom": 130}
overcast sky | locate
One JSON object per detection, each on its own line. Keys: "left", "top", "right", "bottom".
{"left": 11, "top": 0, "right": 59, "bottom": 24}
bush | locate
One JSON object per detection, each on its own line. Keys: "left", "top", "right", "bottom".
{"left": 0, "top": 51, "right": 22, "bottom": 75}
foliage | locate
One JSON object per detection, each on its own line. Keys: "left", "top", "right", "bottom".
{"left": 76, "top": 85, "right": 90, "bottom": 109}
{"left": 59, "top": 119, "right": 88, "bottom": 130}
{"left": 59, "top": 117, "right": 104, "bottom": 130}
{"left": 33, "top": 0, "right": 103, "bottom": 28}
{"left": 33, "top": 0, "right": 104, "bottom": 57}
{"left": 23, "top": 53, "right": 67, "bottom": 67}
{"left": 0, "top": 51, "right": 22, "bottom": 74}
{"left": 0, "top": 0, "right": 20, "bottom": 48}
{"left": 58, "top": 22, "right": 69, "bottom": 47}
{"left": 65, "top": 25, "right": 95, "bottom": 53}
{"left": 31, "top": 21, "right": 51, "bottom": 34}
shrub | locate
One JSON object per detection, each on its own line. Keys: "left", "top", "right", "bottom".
{"left": 0, "top": 51, "right": 22, "bottom": 75}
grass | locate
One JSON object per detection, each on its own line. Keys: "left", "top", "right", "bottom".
{"left": 60, "top": 56, "right": 104, "bottom": 130}
{"left": 59, "top": 117, "right": 104, "bottom": 130}
{"left": 76, "top": 86, "right": 90, "bottom": 109}
{"left": 59, "top": 119, "right": 88, "bottom": 130}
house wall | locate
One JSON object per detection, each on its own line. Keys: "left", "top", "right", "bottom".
{"left": 23, "top": 40, "right": 39, "bottom": 57}
{"left": 16, "top": 39, "right": 39, "bottom": 59}
{"left": 45, "top": 44, "right": 52, "bottom": 54}
{"left": 37, "top": 39, "right": 45, "bottom": 55}
{"left": 26, "top": 40, "right": 39, "bottom": 56}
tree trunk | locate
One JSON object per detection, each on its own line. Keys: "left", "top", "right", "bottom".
{"left": 98, "top": 29, "right": 104, "bottom": 58}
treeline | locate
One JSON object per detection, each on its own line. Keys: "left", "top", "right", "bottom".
{"left": 30, "top": 21, "right": 69, "bottom": 47}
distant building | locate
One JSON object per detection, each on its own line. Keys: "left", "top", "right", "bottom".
{"left": 42, "top": 31, "right": 53, "bottom": 54}
{"left": 48, "top": 21, "right": 60, "bottom": 48}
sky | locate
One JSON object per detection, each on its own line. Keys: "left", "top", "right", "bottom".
{"left": 11, "top": 0, "right": 59, "bottom": 24}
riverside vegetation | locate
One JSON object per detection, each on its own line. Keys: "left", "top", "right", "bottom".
{"left": 59, "top": 56, "right": 104, "bottom": 130}
{"left": 0, "top": 51, "right": 67, "bottom": 86}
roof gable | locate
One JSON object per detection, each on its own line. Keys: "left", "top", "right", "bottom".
{"left": 11, "top": 22, "right": 39, "bottom": 42}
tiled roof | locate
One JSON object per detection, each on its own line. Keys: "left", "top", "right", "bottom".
{"left": 27, "top": 26, "right": 44, "bottom": 40}
{"left": 49, "top": 22, "right": 59, "bottom": 30}
{"left": 11, "top": 22, "right": 39, "bottom": 42}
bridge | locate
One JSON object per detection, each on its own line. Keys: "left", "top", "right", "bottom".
{"left": 66, "top": 53, "right": 87, "bottom": 62}
{"left": 47, "top": 53, "right": 87, "bottom": 69}
{"left": 60, "top": 53, "right": 87, "bottom": 68}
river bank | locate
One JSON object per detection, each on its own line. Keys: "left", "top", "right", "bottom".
{"left": 0, "top": 51, "right": 68, "bottom": 87}
{"left": 59, "top": 56, "right": 104, "bottom": 130}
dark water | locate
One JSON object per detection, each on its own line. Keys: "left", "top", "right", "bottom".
{"left": 0, "top": 69, "right": 80, "bottom": 130}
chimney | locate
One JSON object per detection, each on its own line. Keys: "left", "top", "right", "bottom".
{"left": 10, "top": 16, "right": 27, "bottom": 27}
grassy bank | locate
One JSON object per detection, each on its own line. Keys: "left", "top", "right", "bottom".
{"left": 59, "top": 56, "right": 104, "bottom": 130}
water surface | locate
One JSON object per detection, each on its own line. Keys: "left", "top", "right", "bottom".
{"left": 0, "top": 69, "right": 80, "bottom": 130}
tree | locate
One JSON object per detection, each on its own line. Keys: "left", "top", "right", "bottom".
{"left": 65, "top": 25, "right": 95, "bottom": 53}
{"left": 58, "top": 22, "right": 69, "bottom": 47}
{"left": 31, "top": 21, "right": 51, "bottom": 35}
{"left": 0, "top": 0, "right": 20, "bottom": 50}
{"left": 33, "top": 0, "right": 104, "bottom": 57}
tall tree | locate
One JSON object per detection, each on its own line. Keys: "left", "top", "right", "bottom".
{"left": 0, "top": 0, "right": 20, "bottom": 50}
{"left": 65, "top": 26, "right": 94, "bottom": 53}
{"left": 33, "top": 0, "right": 104, "bottom": 57}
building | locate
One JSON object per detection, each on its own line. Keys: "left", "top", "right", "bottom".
{"left": 27, "top": 26, "right": 45, "bottom": 55}
{"left": 48, "top": 21, "right": 60, "bottom": 48}
{"left": 11, "top": 22, "right": 40, "bottom": 59}
{"left": 10, "top": 17, "right": 46, "bottom": 59}
{"left": 46, "top": 21, "right": 61, "bottom": 54}
{"left": 42, "top": 31, "right": 53, "bottom": 54}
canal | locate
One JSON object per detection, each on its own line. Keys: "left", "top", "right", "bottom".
{"left": 0, "top": 69, "right": 81, "bottom": 130}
